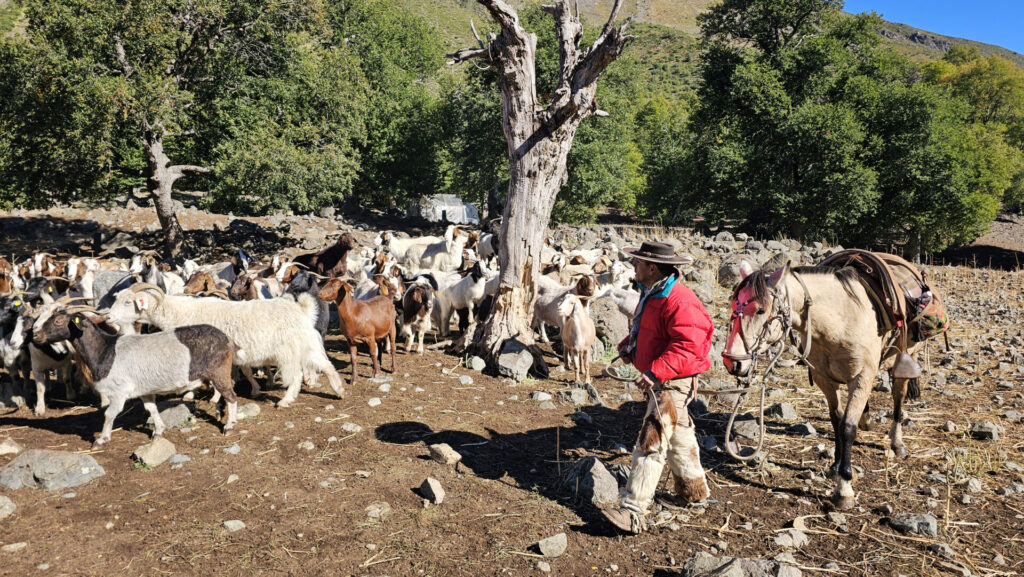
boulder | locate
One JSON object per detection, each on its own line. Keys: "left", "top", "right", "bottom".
{"left": 890, "top": 513, "right": 938, "bottom": 538}
{"left": 0, "top": 438, "right": 24, "bottom": 456}
{"left": 497, "top": 339, "right": 533, "bottom": 382}
{"left": 0, "top": 495, "right": 15, "bottom": 519}
{"left": 0, "top": 450, "right": 105, "bottom": 491}
{"left": 681, "top": 552, "right": 801, "bottom": 577}
{"left": 970, "top": 421, "right": 1002, "bottom": 441}
{"left": 420, "top": 477, "right": 445, "bottom": 504}
{"left": 146, "top": 403, "right": 192, "bottom": 429}
{"left": 429, "top": 443, "right": 462, "bottom": 466}
{"left": 536, "top": 533, "right": 567, "bottom": 558}
{"left": 766, "top": 403, "right": 798, "bottom": 421}
{"left": 590, "top": 297, "right": 630, "bottom": 350}
{"left": 718, "top": 258, "right": 755, "bottom": 289}
{"left": 562, "top": 457, "right": 619, "bottom": 505}
{"left": 132, "top": 437, "right": 176, "bottom": 468}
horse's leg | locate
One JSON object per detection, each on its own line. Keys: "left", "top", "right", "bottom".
{"left": 890, "top": 374, "right": 909, "bottom": 459}
{"left": 834, "top": 369, "right": 875, "bottom": 509}
{"left": 810, "top": 369, "right": 844, "bottom": 476}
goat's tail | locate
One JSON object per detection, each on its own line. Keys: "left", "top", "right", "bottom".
{"left": 294, "top": 292, "right": 321, "bottom": 329}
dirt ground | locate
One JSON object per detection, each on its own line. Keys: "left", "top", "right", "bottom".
{"left": 1, "top": 209, "right": 1023, "bottom": 577}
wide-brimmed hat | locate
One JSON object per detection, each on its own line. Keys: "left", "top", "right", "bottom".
{"left": 622, "top": 241, "right": 693, "bottom": 266}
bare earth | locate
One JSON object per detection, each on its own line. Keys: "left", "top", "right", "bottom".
{"left": 0, "top": 207, "right": 1022, "bottom": 577}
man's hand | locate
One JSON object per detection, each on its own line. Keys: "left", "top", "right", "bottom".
{"left": 633, "top": 372, "right": 656, "bottom": 392}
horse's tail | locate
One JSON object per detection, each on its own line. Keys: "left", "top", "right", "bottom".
{"left": 907, "top": 377, "right": 921, "bottom": 400}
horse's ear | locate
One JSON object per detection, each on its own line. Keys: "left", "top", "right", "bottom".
{"left": 738, "top": 260, "right": 756, "bottom": 280}
{"left": 768, "top": 261, "right": 791, "bottom": 287}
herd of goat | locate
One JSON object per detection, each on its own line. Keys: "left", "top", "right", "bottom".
{"left": 0, "top": 224, "right": 640, "bottom": 448}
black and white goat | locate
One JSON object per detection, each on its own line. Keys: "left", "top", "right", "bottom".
{"left": 34, "top": 308, "right": 238, "bottom": 446}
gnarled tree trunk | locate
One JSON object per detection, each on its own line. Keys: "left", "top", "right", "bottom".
{"left": 449, "top": 0, "right": 633, "bottom": 368}
{"left": 143, "top": 128, "right": 210, "bottom": 259}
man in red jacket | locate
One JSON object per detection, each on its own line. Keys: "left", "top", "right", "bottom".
{"left": 602, "top": 241, "right": 714, "bottom": 534}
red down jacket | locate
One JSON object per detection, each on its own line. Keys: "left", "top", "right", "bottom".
{"left": 618, "top": 276, "right": 714, "bottom": 383}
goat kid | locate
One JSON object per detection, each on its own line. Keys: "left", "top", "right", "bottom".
{"left": 318, "top": 278, "right": 396, "bottom": 383}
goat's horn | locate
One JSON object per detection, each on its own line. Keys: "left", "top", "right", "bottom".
{"left": 306, "top": 271, "right": 328, "bottom": 280}
{"left": 130, "top": 283, "right": 165, "bottom": 302}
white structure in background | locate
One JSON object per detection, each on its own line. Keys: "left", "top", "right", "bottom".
{"left": 408, "top": 194, "right": 480, "bottom": 225}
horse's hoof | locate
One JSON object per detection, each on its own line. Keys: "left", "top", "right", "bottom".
{"left": 831, "top": 494, "right": 856, "bottom": 510}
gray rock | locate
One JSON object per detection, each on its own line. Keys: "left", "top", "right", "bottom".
{"left": 536, "top": 560, "right": 551, "bottom": 572}
{"left": 297, "top": 440, "right": 315, "bottom": 451}
{"left": 319, "top": 206, "right": 336, "bottom": 218}
{"left": 537, "top": 533, "right": 567, "bottom": 558}
{"left": 590, "top": 298, "right": 629, "bottom": 349}
{"left": 168, "top": 454, "right": 191, "bottom": 465}
{"left": 497, "top": 340, "right": 533, "bottom": 382}
{"left": 589, "top": 337, "right": 606, "bottom": 363}
{"left": 0, "top": 450, "right": 105, "bottom": 491}
{"left": 681, "top": 552, "right": 802, "bottom": 577}
{"left": 458, "top": 375, "right": 474, "bottom": 386}
{"left": 222, "top": 520, "right": 246, "bottom": 532}
{"left": 366, "top": 502, "right": 391, "bottom": 521}
{"left": 732, "top": 418, "right": 761, "bottom": 440}
{"left": 963, "top": 478, "right": 982, "bottom": 493}
{"left": 238, "top": 403, "right": 261, "bottom": 420}
{"left": 1, "top": 542, "right": 27, "bottom": 553}
{"left": 0, "top": 495, "right": 15, "bottom": 519}
{"left": 714, "top": 231, "right": 735, "bottom": 245}
{"left": 563, "top": 456, "right": 619, "bottom": 505}
{"left": 223, "top": 443, "right": 241, "bottom": 455}
{"left": 420, "top": 477, "right": 445, "bottom": 504}
{"left": 766, "top": 240, "right": 787, "bottom": 252}
{"left": 429, "top": 443, "right": 462, "bottom": 465}
{"left": 341, "top": 422, "right": 363, "bottom": 434}
{"left": 942, "top": 420, "right": 956, "bottom": 433}
{"left": 717, "top": 259, "right": 748, "bottom": 289}
{"left": 539, "top": 400, "right": 557, "bottom": 410}
{"left": 766, "top": 403, "right": 797, "bottom": 421}
{"left": 0, "top": 438, "right": 24, "bottom": 456}
{"left": 469, "top": 356, "right": 487, "bottom": 372}
{"left": 532, "top": 391, "right": 553, "bottom": 402}
{"left": 146, "top": 403, "right": 192, "bottom": 429}
{"left": 566, "top": 388, "right": 589, "bottom": 406}
{"left": 774, "top": 529, "right": 809, "bottom": 549}
{"left": 970, "top": 421, "right": 1002, "bottom": 441}
{"left": 367, "top": 397, "right": 382, "bottom": 407}
{"left": 928, "top": 543, "right": 956, "bottom": 559}
{"left": 890, "top": 513, "right": 938, "bottom": 537}
{"left": 788, "top": 422, "right": 817, "bottom": 437}
{"left": 132, "top": 437, "right": 176, "bottom": 468}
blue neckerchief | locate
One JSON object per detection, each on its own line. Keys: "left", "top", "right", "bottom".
{"left": 624, "top": 272, "right": 678, "bottom": 360}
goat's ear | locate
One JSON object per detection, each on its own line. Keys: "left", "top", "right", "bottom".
{"left": 768, "top": 261, "right": 790, "bottom": 287}
{"left": 444, "top": 226, "right": 456, "bottom": 243}
{"left": 738, "top": 260, "right": 756, "bottom": 280}
{"left": 134, "top": 293, "right": 150, "bottom": 311}
{"left": 412, "top": 288, "right": 423, "bottom": 304}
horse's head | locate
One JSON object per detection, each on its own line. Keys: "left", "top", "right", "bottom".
{"left": 723, "top": 261, "right": 791, "bottom": 377}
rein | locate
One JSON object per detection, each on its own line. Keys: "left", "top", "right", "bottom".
{"left": 720, "top": 271, "right": 813, "bottom": 461}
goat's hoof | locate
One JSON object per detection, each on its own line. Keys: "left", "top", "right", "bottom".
{"left": 222, "top": 427, "right": 234, "bottom": 436}
{"left": 276, "top": 399, "right": 292, "bottom": 408}
{"left": 92, "top": 439, "right": 108, "bottom": 449}
{"left": 830, "top": 494, "right": 856, "bottom": 510}
{"left": 892, "top": 444, "right": 908, "bottom": 459}
{"left": 33, "top": 408, "right": 45, "bottom": 417}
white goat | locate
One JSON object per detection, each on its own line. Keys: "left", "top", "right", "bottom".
{"left": 398, "top": 226, "right": 469, "bottom": 272}
{"left": 560, "top": 293, "right": 596, "bottom": 384}
{"left": 433, "top": 262, "right": 490, "bottom": 336}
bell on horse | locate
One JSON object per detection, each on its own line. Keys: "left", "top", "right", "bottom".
{"left": 892, "top": 352, "right": 922, "bottom": 379}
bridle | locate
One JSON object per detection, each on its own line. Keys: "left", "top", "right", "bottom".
{"left": 724, "top": 271, "right": 814, "bottom": 377}
{"left": 719, "top": 270, "right": 814, "bottom": 461}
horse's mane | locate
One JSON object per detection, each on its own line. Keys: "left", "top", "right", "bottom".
{"left": 733, "top": 265, "right": 860, "bottom": 301}
{"left": 792, "top": 266, "right": 860, "bottom": 299}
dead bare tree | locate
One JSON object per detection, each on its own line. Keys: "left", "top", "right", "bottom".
{"left": 448, "top": 0, "right": 634, "bottom": 371}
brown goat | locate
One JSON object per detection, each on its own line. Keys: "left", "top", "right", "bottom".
{"left": 0, "top": 257, "right": 12, "bottom": 295}
{"left": 183, "top": 271, "right": 229, "bottom": 299}
{"left": 318, "top": 278, "right": 396, "bottom": 383}
{"left": 294, "top": 232, "right": 356, "bottom": 278}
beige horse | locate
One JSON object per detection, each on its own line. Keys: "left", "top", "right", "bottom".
{"left": 722, "top": 260, "right": 927, "bottom": 509}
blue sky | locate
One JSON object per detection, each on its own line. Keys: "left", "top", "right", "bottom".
{"left": 843, "top": 0, "right": 1024, "bottom": 55}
